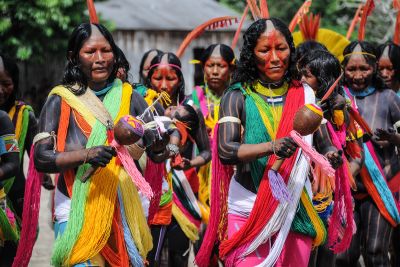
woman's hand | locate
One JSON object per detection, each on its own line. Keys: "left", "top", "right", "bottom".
{"left": 325, "top": 150, "right": 343, "bottom": 169}
{"left": 273, "top": 137, "right": 298, "bottom": 158}
{"left": 172, "top": 157, "right": 192, "bottom": 170}
{"left": 86, "top": 146, "right": 117, "bottom": 167}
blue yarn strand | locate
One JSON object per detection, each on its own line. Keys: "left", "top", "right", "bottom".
{"left": 118, "top": 188, "right": 144, "bottom": 267}
{"left": 363, "top": 144, "right": 400, "bottom": 223}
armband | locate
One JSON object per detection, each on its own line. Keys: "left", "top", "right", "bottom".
{"left": 0, "top": 134, "right": 19, "bottom": 156}
{"left": 218, "top": 116, "right": 241, "bottom": 124}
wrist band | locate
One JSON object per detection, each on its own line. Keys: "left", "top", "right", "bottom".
{"left": 126, "top": 143, "right": 146, "bottom": 160}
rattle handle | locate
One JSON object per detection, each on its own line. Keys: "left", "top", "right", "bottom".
{"left": 271, "top": 158, "right": 284, "bottom": 172}
{"left": 80, "top": 166, "right": 97, "bottom": 183}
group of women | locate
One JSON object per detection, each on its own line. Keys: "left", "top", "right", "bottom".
{"left": 0, "top": 3, "right": 400, "bottom": 267}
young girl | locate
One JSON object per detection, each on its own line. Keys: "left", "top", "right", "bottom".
{"left": 298, "top": 49, "right": 364, "bottom": 267}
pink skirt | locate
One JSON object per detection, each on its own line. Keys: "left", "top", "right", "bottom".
{"left": 227, "top": 213, "right": 313, "bottom": 267}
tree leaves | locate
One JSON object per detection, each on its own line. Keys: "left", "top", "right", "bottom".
{"left": 0, "top": 0, "right": 87, "bottom": 62}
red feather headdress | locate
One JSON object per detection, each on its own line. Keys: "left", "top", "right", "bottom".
{"left": 176, "top": 16, "right": 238, "bottom": 58}
{"left": 289, "top": 0, "right": 313, "bottom": 32}
{"left": 358, "top": 0, "right": 375, "bottom": 41}
{"left": 299, "top": 12, "right": 321, "bottom": 41}
{"left": 87, "top": 0, "right": 99, "bottom": 24}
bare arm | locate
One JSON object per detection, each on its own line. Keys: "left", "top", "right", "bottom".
{"left": 34, "top": 95, "right": 115, "bottom": 173}
{"left": 189, "top": 107, "right": 211, "bottom": 168}
{"left": 218, "top": 90, "right": 275, "bottom": 165}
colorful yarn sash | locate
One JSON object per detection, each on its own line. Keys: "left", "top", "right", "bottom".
{"left": 219, "top": 82, "right": 304, "bottom": 258}
{"left": 242, "top": 149, "right": 323, "bottom": 267}
{"left": 360, "top": 141, "right": 400, "bottom": 226}
{"left": 0, "top": 205, "right": 19, "bottom": 242}
{"left": 8, "top": 101, "right": 33, "bottom": 160}
{"left": 117, "top": 189, "right": 144, "bottom": 267}
{"left": 291, "top": 190, "right": 327, "bottom": 245}
{"left": 119, "top": 168, "right": 153, "bottom": 259}
{"left": 2, "top": 102, "right": 33, "bottom": 194}
{"left": 171, "top": 168, "right": 202, "bottom": 240}
{"left": 326, "top": 122, "right": 355, "bottom": 253}
{"left": 100, "top": 204, "right": 130, "bottom": 267}
{"left": 11, "top": 145, "right": 43, "bottom": 267}
{"left": 198, "top": 162, "right": 211, "bottom": 224}
{"left": 196, "top": 82, "right": 305, "bottom": 267}
{"left": 51, "top": 79, "right": 130, "bottom": 266}
{"left": 192, "top": 86, "right": 209, "bottom": 118}
{"left": 243, "top": 85, "right": 276, "bottom": 188}
{"left": 145, "top": 158, "right": 165, "bottom": 223}
{"left": 110, "top": 139, "right": 153, "bottom": 199}
{"left": 195, "top": 123, "right": 234, "bottom": 267}
{"left": 344, "top": 85, "right": 399, "bottom": 227}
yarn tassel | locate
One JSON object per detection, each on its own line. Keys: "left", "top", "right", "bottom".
{"left": 290, "top": 130, "right": 335, "bottom": 179}
{"left": 195, "top": 123, "right": 234, "bottom": 267}
{"left": 268, "top": 170, "right": 292, "bottom": 202}
{"left": 12, "top": 145, "right": 43, "bottom": 267}
{"left": 111, "top": 140, "right": 153, "bottom": 199}
{"left": 326, "top": 122, "right": 355, "bottom": 253}
{"left": 145, "top": 159, "right": 165, "bottom": 223}
{"left": 118, "top": 189, "right": 145, "bottom": 267}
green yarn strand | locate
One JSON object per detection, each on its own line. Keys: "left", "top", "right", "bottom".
{"left": 51, "top": 80, "right": 123, "bottom": 266}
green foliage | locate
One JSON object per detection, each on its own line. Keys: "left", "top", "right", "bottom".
{"left": 0, "top": 0, "right": 87, "bottom": 62}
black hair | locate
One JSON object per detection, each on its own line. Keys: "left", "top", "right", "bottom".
{"left": 179, "top": 104, "right": 199, "bottom": 136}
{"left": 200, "top": 44, "right": 235, "bottom": 67}
{"left": 116, "top": 46, "right": 131, "bottom": 82}
{"left": 342, "top": 41, "right": 385, "bottom": 90}
{"left": 298, "top": 50, "right": 342, "bottom": 99}
{"left": 232, "top": 18, "right": 296, "bottom": 84}
{"left": 145, "top": 52, "right": 185, "bottom": 103}
{"left": 377, "top": 41, "right": 400, "bottom": 82}
{"left": 62, "top": 23, "right": 123, "bottom": 95}
{"left": 0, "top": 53, "right": 19, "bottom": 110}
{"left": 295, "top": 41, "right": 328, "bottom": 64}
{"left": 139, "top": 49, "right": 163, "bottom": 84}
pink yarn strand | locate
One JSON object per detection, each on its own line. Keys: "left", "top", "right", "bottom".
{"left": 111, "top": 140, "right": 153, "bottom": 199}
{"left": 12, "top": 145, "right": 43, "bottom": 267}
{"left": 326, "top": 122, "right": 354, "bottom": 253}
{"left": 195, "top": 124, "right": 234, "bottom": 267}
{"left": 173, "top": 193, "right": 201, "bottom": 228}
{"left": 146, "top": 159, "right": 164, "bottom": 223}
{"left": 290, "top": 130, "right": 335, "bottom": 177}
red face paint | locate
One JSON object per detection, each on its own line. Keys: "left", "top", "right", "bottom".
{"left": 254, "top": 29, "right": 290, "bottom": 83}
{"left": 150, "top": 65, "right": 179, "bottom": 97}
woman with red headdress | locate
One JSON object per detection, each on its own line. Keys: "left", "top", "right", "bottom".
{"left": 195, "top": 14, "right": 346, "bottom": 266}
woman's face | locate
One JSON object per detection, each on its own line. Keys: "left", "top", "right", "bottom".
{"left": 78, "top": 26, "right": 115, "bottom": 89}
{"left": 204, "top": 54, "right": 231, "bottom": 93}
{"left": 300, "top": 67, "right": 318, "bottom": 92}
{"left": 254, "top": 21, "right": 290, "bottom": 83}
{"left": 378, "top": 57, "right": 395, "bottom": 89}
{"left": 142, "top": 51, "right": 158, "bottom": 81}
{"left": 344, "top": 55, "right": 374, "bottom": 91}
{"left": 150, "top": 65, "right": 179, "bottom": 97}
{"left": 0, "top": 60, "right": 14, "bottom": 106}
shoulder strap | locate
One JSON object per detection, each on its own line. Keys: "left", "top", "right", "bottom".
{"left": 57, "top": 99, "right": 74, "bottom": 197}
{"left": 134, "top": 83, "right": 148, "bottom": 97}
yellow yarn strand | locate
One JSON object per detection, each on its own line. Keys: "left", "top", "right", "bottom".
{"left": 119, "top": 169, "right": 153, "bottom": 259}
{"left": 68, "top": 157, "right": 120, "bottom": 264}
{"left": 67, "top": 83, "right": 132, "bottom": 265}
{"left": 49, "top": 86, "right": 97, "bottom": 127}
{"left": 8, "top": 105, "right": 16, "bottom": 120}
{"left": 172, "top": 204, "right": 199, "bottom": 241}
{"left": 300, "top": 190, "right": 326, "bottom": 247}
{"left": 198, "top": 163, "right": 211, "bottom": 224}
